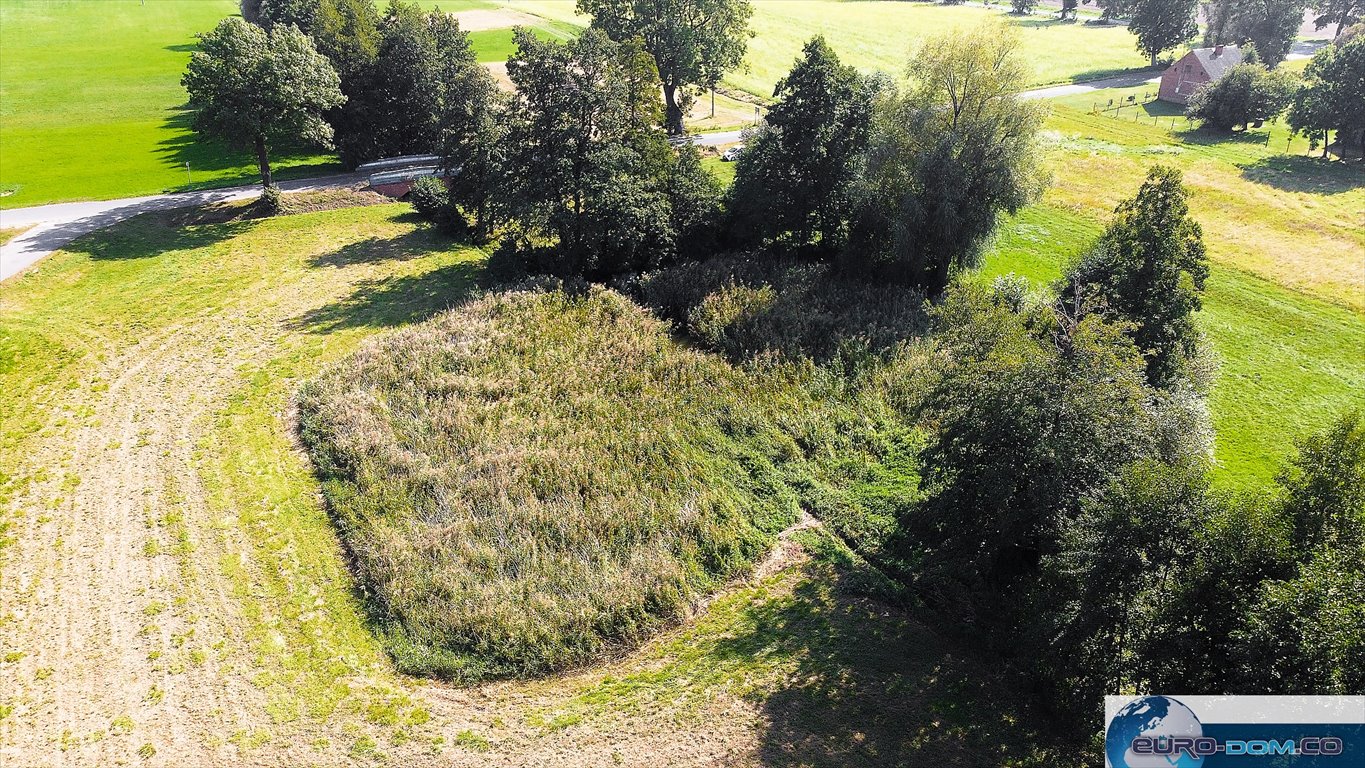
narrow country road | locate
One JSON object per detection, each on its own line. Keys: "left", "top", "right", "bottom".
{"left": 0, "top": 38, "right": 1330, "bottom": 283}
{"left": 0, "top": 173, "right": 362, "bottom": 281}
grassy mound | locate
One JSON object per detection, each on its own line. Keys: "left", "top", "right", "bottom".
{"left": 298, "top": 285, "right": 835, "bottom": 680}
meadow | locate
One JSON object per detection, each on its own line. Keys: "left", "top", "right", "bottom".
{"left": 505, "top": 0, "right": 1153, "bottom": 95}
{"left": 0, "top": 0, "right": 340, "bottom": 209}
{"left": 0, "top": 0, "right": 560, "bottom": 208}
{"left": 975, "top": 101, "right": 1365, "bottom": 489}
{"left": 2, "top": 0, "right": 1154, "bottom": 208}
{"left": 0, "top": 198, "right": 1063, "bottom": 765}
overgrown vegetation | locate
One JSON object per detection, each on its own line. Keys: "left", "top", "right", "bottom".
{"left": 298, "top": 286, "right": 881, "bottom": 680}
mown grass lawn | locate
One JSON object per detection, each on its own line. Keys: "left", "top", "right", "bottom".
{"left": 0, "top": 0, "right": 345, "bottom": 209}
{"left": 0, "top": 0, "right": 542, "bottom": 209}
{"left": 506, "top": 0, "right": 1153, "bottom": 96}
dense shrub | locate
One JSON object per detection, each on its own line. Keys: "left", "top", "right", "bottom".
{"left": 299, "top": 285, "right": 857, "bottom": 680}
{"left": 407, "top": 175, "right": 449, "bottom": 220}
{"left": 635, "top": 254, "right": 927, "bottom": 364}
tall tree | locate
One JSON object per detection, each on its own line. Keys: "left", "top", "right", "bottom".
{"left": 849, "top": 24, "right": 1048, "bottom": 293}
{"left": 257, "top": 0, "right": 320, "bottom": 34}
{"left": 1128, "top": 0, "right": 1200, "bottom": 66}
{"left": 440, "top": 53, "right": 507, "bottom": 241}
{"left": 311, "top": 0, "right": 382, "bottom": 167}
{"left": 576, "top": 0, "right": 754, "bottom": 135}
{"left": 1058, "top": 166, "right": 1209, "bottom": 389}
{"left": 1289, "top": 34, "right": 1365, "bottom": 157}
{"left": 501, "top": 28, "right": 675, "bottom": 275}
{"left": 727, "top": 36, "right": 874, "bottom": 255}
{"left": 1314, "top": 0, "right": 1364, "bottom": 38}
{"left": 1205, "top": 0, "right": 1309, "bottom": 66}
{"left": 182, "top": 17, "right": 344, "bottom": 191}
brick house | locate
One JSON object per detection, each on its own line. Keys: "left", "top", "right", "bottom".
{"left": 1158, "top": 45, "right": 1244, "bottom": 105}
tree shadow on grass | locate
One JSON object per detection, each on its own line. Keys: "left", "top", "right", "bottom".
{"left": 292, "top": 257, "right": 484, "bottom": 333}
{"left": 307, "top": 224, "right": 445, "bottom": 269}
{"left": 1239, "top": 154, "right": 1365, "bottom": 195}
{"left": 154, "top": 109, "right": 341, "bottom": 193}
{"left": 58, "top": 211, "right": 258, "bottom": 262}
{"left": 711, "top": 560, "right": 1072, "bottom": 767}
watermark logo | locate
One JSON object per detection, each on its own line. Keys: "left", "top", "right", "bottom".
{"left": 1104, "top": 695, "right": 1363, "bottom": 767}
{"left": 1106, "top": 695, "right": 1206, "bottom": 767}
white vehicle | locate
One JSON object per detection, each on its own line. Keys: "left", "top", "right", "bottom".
{"left": 721, "top": 144, "right": 745, "bottom": 161}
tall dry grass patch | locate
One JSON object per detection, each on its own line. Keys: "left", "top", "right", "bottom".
{"left": 298, "top": 285, "right": 842, "bottom": 680}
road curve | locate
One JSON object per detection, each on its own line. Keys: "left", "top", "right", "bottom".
{"left": 1, "top": 173, "right": 362, "bottom": 282}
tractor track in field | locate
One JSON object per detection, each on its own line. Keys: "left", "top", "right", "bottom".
{"left": 0, "top": 213, "right": 772, "bottom": 766}
{"left": 0, "top": 309, "right": 282, "bottom": 766}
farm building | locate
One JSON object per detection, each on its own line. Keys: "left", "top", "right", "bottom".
{"left": 1158, "top": 45, "right": 1244, "bottom": 105}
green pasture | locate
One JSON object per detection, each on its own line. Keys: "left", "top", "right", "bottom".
{"left": 0, "top": 0, "right": 342, "bottom": 209}
{"left": 505, "top": 0, "right": 1154, "bottom": 97}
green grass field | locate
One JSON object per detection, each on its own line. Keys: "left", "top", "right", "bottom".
{"left": 0, "top": 0, "right": 343, "bottom": 209}
{"left": 0, "top": 197, "right": 1067, "bottom": 764}
{"left": 979, "top": 97, "right": 1365, "bottom": 490}
{"left": 0, "top": 0, "right": 558, "bottom": 208}
{"left": 506, "top": 0, "right": 1153, "bottom": 96}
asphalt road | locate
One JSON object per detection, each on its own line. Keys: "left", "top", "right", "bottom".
{"left": 0, "top": 173, "right": 362, "bottom": 282}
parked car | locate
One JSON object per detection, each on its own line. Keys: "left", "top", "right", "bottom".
{"left": 721, "top": 144, "right": 744, "bottom": 161}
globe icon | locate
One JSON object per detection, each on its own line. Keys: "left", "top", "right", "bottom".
{"left": 1105, "top": 696, "right": 1205, "bottom": 768}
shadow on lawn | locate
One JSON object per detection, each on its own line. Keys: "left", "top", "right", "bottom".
{"left": 293, "top": 250, "right": 484, "bottom": 332}
{"left": 716, "top": 560, "right": 1072, "bottom": 767}
{"left": 60, "top": 212, "right": 257, "bottom": 262}
{"left": 154, "top": 109, "right": 341, "bottom": 193}
{"left": 1239, "top": 154, "right": 1365, "bottom": 195}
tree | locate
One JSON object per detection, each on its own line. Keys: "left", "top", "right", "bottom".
{"left": 1314, "top": 0, "right": 1364, "bottom": 38}
{"left": 1083, "top": 0, "right": 1132, "bottom": 18}
{"left": 727, "top": 36, "right": 874, "bottom": 255}
{"left": 1011, "top": 0, "right": 1039, "bottom": 14}
{"left": 848, "top": 24, "right": 1048, "bottom": 293}
{"left": 890, "top": 282, "right": 1167, "bottom": 613}
{"left": 1128, "top": 0, "right": 1200, "bottom": 66}
{"left": 1058, "top": 167, "right": 1208, "bottom": 389}
{"left": 500, "top": 28, "right": 676, "bottom": 275}
{"left": 182, "top": 17, "right": 344, "bottom": 192}
{"left": 240, "top": 0, "right": 264, "bottom": 24}
{"left": 311, "top": 0, "right": 382, "bottom": 167}
{"left": 1289, "top": 34, "right": 1365, "bottom": 157}
{"left": 1038, "top": 460, "right": 1213, "bottom": 709}
{"left": 1060, "top": 0, "right": 1081, "bottom": 21}
{"left": 1187, "top": 62, "right": 1298, "bottom": 130}
{"left": 1204, "top": 0, "right": 1309, "bottom": 66}
{"left": 577, "top": 0, "right": 753, "bottom": 135}
{"left": 669, "top": 143, "right": 725, "bottom": 260}
{"left": 441, "top": 52, "right": 508, "bottom": 241}
{"left": 256, "top": 0, "right": 320, "bottom": 34}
